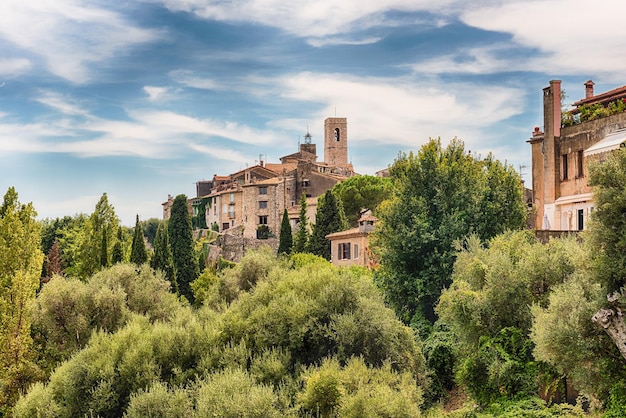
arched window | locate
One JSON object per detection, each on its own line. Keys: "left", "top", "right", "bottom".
{"left": 334, "top": 128, "right": 340, "bottom": 141}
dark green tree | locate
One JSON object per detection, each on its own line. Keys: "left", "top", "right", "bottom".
{"left": 130, "top": 215, "right": 148, "bottom": 265}
{"left": 293, "top": 193, "right": 309, "bottom": 253}
{"left": 140, "top": 218, "right": 161, "bottom": 246}
{"left": 308, "top": 190, "right": 347, "bottom": 260}
{"left": 111, "top": 227, "right": 124, "bottom": 264}
{"left": 168, "top": 195, "right": 199, "bottom": 303}
{"left": 150, "top": 222, "right": 176, "bottom": 293}
{"left": 331, "top": 175, "right": 393, "bottom": 227}
{"left": 374, "top": 138, "right": 526, "bottom": 325}
{"left": 277, "top": 209, "right": 293, "bottom": 255}
{"left": 100, "top": 227, "right": 108, "bottom": 267}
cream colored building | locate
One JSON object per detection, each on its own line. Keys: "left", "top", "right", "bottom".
{"left": 530, "top": 80, "right": 626, "bottom": 231}
{"left": 327, "top": 214, "right": 378, "bottom": 268}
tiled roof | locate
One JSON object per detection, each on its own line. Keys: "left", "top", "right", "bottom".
{"left": 326, "top": 227, "right": 366, "bottom": 239}
{"left": 573, "top": 85, "right": 626, "bottom": 107}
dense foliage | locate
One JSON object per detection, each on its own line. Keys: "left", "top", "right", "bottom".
{"left": 0, "top": 188, "right": 44, "bottom": 413}
{"left": 130, "top": 214, "right": 148, "bottom": 265}
{"left": 374, "top": 138, "right": 527, "bottom": 326}
{"left": 309, "top": 190, "right": 347, "bottom": 260}
{"left": 278, "top": 208, "right": 293, "bottom": 255}
{"left": 293, "top": 192, "right": 309, "bottom": 253}
{"left": 330, "top": 174, "right": 392, "bottom": 227}
{"left": 168, "top": 194, "right": 199, "bottom": 303}
{"left": 16, "top": 250, "right": 426, "bottom": 417}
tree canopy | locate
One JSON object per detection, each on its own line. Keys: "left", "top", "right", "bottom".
{"left": 277, "top": 209, "right": 292, "bottom": 255}
{"left": 308, "top": 190, "right": 347, "bottom": 260}
{"left": 130, "top": 215, "right": 148, "bottom": 265}
{"left": 374, "top": 138, "right": 527, "bottom": 325}
{"left": 331, "top": 174, "right": 392, "bottom": 227}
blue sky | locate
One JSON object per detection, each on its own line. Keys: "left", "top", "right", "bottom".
{"left": 1, "top": 0, "right": 625, "bottom": 225}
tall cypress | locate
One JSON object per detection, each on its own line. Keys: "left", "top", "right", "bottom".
{"left": 111, "top": 227, "right": 124, "bottom": 264}
{"left": 130, "top": 214, "right": 148, "bottom": 265}
{"left": 278, "top": 208, "right": 293, "bottom": 255}
{"left": 150, "top": 221, "right": 177, "bottom": 293}
{"left": 309, "top": 190, "right": 347, "bottom": 260}
{"left": 293, "top": 193, "right": 309, "bottom": 253}
{"left": 100, "top": 227, "right": 108, "bottom": 267}
{"left": 168, "top": 194, "right": 198, "bottom": 303}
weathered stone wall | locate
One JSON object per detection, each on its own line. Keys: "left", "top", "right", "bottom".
{"left": 207, "top": 230, "right": 278, "bottom": 263}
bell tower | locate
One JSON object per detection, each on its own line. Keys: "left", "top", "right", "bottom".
{"left": 324, "top": 117, "right": 348, "bottom": 166}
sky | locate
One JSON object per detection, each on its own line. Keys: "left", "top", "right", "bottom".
{"left": 1, "top": 0, "right": 626, "bottom": 226}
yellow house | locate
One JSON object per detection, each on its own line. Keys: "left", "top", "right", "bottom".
{"left": 327, "top": 214, "right": 378, "bottom": 268}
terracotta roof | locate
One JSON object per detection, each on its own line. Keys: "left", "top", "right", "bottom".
{"left": 242, "top": 177, "right": 281, "bottom": 186}
{"left": 358, "top": 214, "right": 379, "bottom": 223}
{"left": 326, "top": 227, "right": 366, "bottom": 239}
{"left": 265, "top": 163, "right": 297, "bottom": 173}
{"left": 573, "top": 85, "right": 626, "bottom": 107}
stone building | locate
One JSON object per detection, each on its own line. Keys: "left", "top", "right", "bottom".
{"left": 529, "top": 80, "right": 626, "bottom": 230}
{"left": 327, "top": 213, "right": 378, "bottom": 268}
{"left": 185, "top": 117, "right": 355, "bottom": 239}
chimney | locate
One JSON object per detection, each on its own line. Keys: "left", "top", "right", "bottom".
{"left": 533, "top": 126, "right": 543, "bottom": 137}
{"left": 585, "top": 80, "right": 595, "bottom": 99}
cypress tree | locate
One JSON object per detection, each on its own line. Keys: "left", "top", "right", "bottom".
{"left": 293, "top": 193, "right": 309, "bottom": 253}
{"left": 168, "top": 194, "right": 199, "bottom": 303}
{"left": 130, "top": 214, "right": 148, "bottom": 265}
{"left": 100, "top": 227, "right": 108, "bottom": 267}
{"left": 111, "top": 227, "right": 124, "bottom": 264}
{"left": 278, "top": 208, "right": 293, "bottom": 255}
{"left": 309, "top": 190, "right": 347, "bottom": 260}
{"left": 150, "top": 221, "right": 177, "bottom": 293}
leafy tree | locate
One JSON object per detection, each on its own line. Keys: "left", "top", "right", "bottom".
{"left": 151, "top": 222, "right": 176, "bottom": 293}
{"left": 437, "top": 231, "right": 582, "bottom": 405}
{"left": 111, "top": 227, "right": 124, "bottom": 264}
{"left": 331, "top": 174, "right": 393, "bottom": 227}
{"left": 277, "top": 209, "right": 292, "bottom": 255}
{"left": 308, "top": 190, "right": 347, "bottom": 260}
{"left": 0, "top": 187, "right": 44, "bottom": 413}
{"left": 130, "top": 215, "right": 148, "bottom": 265}
{"left": 43, "top": 240, "right": 63, "bottom": 278}
{"left": 140, "top": 218, "right": 161, "bottom": 246}
{"left": 71, "top": 193, "right": 120, "bottom": 279}
{"left": 293, "top": 193, "right": 309, "bottom": 253}
{"left": 374, "top": 138, "right": 526, "bottom": 325}
{"left": 168, "top": 194, "right": 199, "bottom": 303}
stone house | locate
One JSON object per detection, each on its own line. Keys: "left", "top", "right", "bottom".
{"left": 184, "top": 117, "right": 356, "bottom": 239}
{"left": 529, "top": 80, "right": 626, "bottom": 231}
{"left": 326, "top": 213, "right": 378, "bottom": 268}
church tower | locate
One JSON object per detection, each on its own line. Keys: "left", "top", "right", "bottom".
{"left": 324, "top": 117, "right": 348, "bottom": 166}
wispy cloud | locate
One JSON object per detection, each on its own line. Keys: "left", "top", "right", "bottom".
{"left": 0, "top": 58, "right": 32, "bottom": 77}
{"left": 169, "top": 69, "right": 219, "bottom": 90}
{"left": 35, "top": 90, "right": 92, "bottom": 116}
{"left": 143, "top": 86, "right": 171, "bottom": 102}
{"left": 152, "top": 0, "right": 455, "bottom": 39}
{"left": 0, "top": 1, "right": 159, "bottom": 83}
{"left": 459, "top": 0, "right": 626, "bottom": 81}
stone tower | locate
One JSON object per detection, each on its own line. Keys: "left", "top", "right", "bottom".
{"left": 324, "top": 117, "right": 348, "bottom": 166}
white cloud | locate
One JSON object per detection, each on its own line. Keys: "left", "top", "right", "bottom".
{"left": 0, "top": 58, "right": 32, "bottom": 77}
{"left": 35, "top": 91, "right": 91, "bottom": 116}
{"left": 143, "top": 86, "right": 171, "bottom": 101}
{"left": 152, "top": 0, "right": 456, "bottom": 39}
{"left": 0, "top": 0, "right": 159, "bottom": 83}
{"left": 169, "top": 69, "right": 218, "bottom": 90}
{"left": 459, "top": 0, "right": 626, "bottom": 80}
{"left": 277, "top": 72, "right": 524, "bottom": 150}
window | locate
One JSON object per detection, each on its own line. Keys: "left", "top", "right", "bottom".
{"left": 577, "top": 209, "right": 584, "bottom": 231}
{"left": 259, "top": 186, "right": 268, "bottom": 195}
{"left": 561, "top": 154, "right": 569, "bottom": 181}
{"left": 222, "top": 222, "right": 229, "bottom": 230}
{"left": 334, "top": 127, "right": 341, "bottom": 142}
{"left": 259, "top": 201, "right": 268, "bottom": 209}
{"left": 338, "top": 243, "right": 351, "bottom": 260}
{"left": 259, "top": 215, "right": 268, "bottom": 225}
{"left": 354, "top": 244, "right": 359, "bottom": 259}
{"left": 302, "top": 179, "right": 310, "bottom": 187}
{"left": 230, "top": 193, "right": 235, "bottom": 202}
{"left": 576, "top": 150, "right": 584, "bottom": 178}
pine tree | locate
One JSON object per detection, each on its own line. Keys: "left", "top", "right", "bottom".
{"left": 130, "top": 215, "right": 148, "bottom": 265}
{"left": 45, "top": 240, "right": 63, "bottom": 277}
{"left": 309, "top": 190, "right": 347, "bottom": 260}
{"left": 111, "top": 227, "right": 124, "bottom": 264}
{"left": 278, "top": 209, "right": 293, "bottom": 255}
{"left": 168, "top": 195, "right": 198, "bottom": 302}
{"left": 293, "top": 193, "right": 309, "bottom": 253}
{"left": 150, "top": 222, "right": 177, "bottom": 293}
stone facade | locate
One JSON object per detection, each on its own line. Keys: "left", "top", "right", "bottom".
{"left": 327, "top": 214, "right": 378, "bottom": 268}
{"left": 180, "top": 117, "right": 356, "bottom": 241}
{"left": 530, "top": 80, "right": 626, "bottom": 230}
